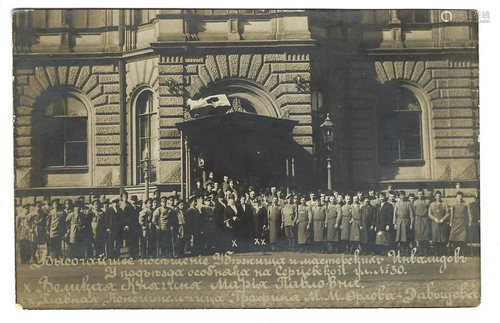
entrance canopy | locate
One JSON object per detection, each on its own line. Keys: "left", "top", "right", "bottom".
{"left": 176, "top": 111, "right": 297, "bottom": 140}
{"left": 176, "top": 112, "right": 298, "bottom": 195}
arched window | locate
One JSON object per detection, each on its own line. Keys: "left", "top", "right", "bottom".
{"left": 378, "top": 87, "right": 423, "bottom": 163}
{"left": 42, "top": 93, "right": 88, "bottom": 167}
{"left": 135, "top": 90, "right": 157, "bottom": 183}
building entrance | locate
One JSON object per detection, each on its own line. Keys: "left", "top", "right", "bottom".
{"left": 176, "top": 112, "right": 298, "bottom": 196}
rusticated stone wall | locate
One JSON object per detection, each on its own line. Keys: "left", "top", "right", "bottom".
{"left": 338, "top": 57, "right": 479, "bottom": 185}
{"left": 14, "top": 62, "right": 121, "bottom": 188}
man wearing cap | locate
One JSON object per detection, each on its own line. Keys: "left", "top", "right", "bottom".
{"left": 46, "top": 199, "right": 67, "bottom": 259}
{"left": 267, "top": 195, "right": 282, "bottom": 252}
{"left": 311, "top": 197, "right": 327, "bottom": 253}
{"left": 307, "top": 192, "right": 316, "bottom": 208}
{"left": 393, "top": 190, "right": 414, "bottom": 256}
{"left": 413, "top": 189, "right": 431, "bottom": 256}
{"left": 105, "top": 197, "right": 125, "bottom": 259}
{"left": 428, "top": 191, "right": 450, "bottom": 255}
{"left": 79, "top": 198, "right": 94, "bottom": 259}
{"left": 449, "top": 191, "right": 471, "bottom": 256}
{"left": 27, "top": 201, "right": 47, "bottom": 263}
{"left": 66, "top": 200, "right": 86, "bottom": 259}
{"left": 296, "top": 196, "right": 312, "bottom": 253}
{"left": 205, "top": 171, "right": 215, "bottom": 189}
{"left": 281, "top": 194, "right": 298, "bottom": 251}
{"left": 348, "top": 195, "right": 364, "bottom": 254}
{"left": 153, "top": 196, "right": 179, "bottom": 258}
{"left": 89, "top": 199, "right": 106, "bottom": 258}
{"left": 326, "top": 196, "right": 341, "bottom": 253}
{"left": 186, "top": 195, "right": 205, "bottom": 256}
{"left": 124, "top": 195, "right": 141, "bottom": 259}
{"left": 16, "top": 204, "right": 32, "bottom": 264}
{"left": 175, "top": 200, "right": 189, "bottom": 257}
{"left": 360, "top": 196, "right": 375, "bottom": 255}
{"left": 340, "top": 194, "right": 353, "bottom": 254}
{"left": 139, "top": 198, "right": 154, "bottom": 258}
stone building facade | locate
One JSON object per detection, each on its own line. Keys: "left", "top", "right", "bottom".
{"left": 13, "top": 9, "right": 479, "bottom": 207}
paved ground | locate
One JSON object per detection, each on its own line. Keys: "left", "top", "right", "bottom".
{"left": 15, "top": 249, "right": 480, "bottom": 309}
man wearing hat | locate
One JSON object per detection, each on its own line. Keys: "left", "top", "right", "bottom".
{"left": 105, "top": 197, "right": 125, "bottom": 259}
{"left": 153, "top": 195, "right": 179, "bottom": 258}
{"left": 124, "top": 195, "right": 142, "bottom": 259}
{"left": 16, "top": 204, "right": 32, "bottom": 264}
{"left": 281, "top": 194, "right": 298, "bottom": 251}
{"left": 46, "top": 199, "right": 67, "bottom": 259}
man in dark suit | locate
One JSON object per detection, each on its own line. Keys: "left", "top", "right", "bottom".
{"left": 237, "top": 195, "right": 253, "bottom": 250}
{"left": 373, "top": 192, "right": 394, "bottom": 256}
{"left": 105, "top": 197, "right": 125, "bottom": 259}
{"left": 124, "top": 195, "right": 142, "bottom": 259}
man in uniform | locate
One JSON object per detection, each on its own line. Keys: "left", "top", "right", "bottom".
{"left": 27, "top": 201, "right": 47, "bottom": 264}
{"left": 267, "top": 195, "right": 282, "bottom": 252}
{"left": 393, "top": 190, "right": 414, "bottom": 256}
{"left": 449, "top": 191, "right": 471, "bottom": 256}
{"left": 340, "top": 194, "right": 353, "bottom": 254}
{"left": 413, "top": 189, "right": 431, "bottom": 256}
{"left": 326, "top": 195, "right": 341, "bottom": 253}
{"left": 185, "top": 196, "right": 205, "bottom": 256}
{"left": 281, "top": 194, "right": 297, "bottom": 251}
{"left": 66, "top": 200, "right": 86, "bottom": 259}
{"left": 139, "top": 198, "right": 154, "bottom": 258}
{"left": 296, "top": 196, "right": 312, "bottom": 253}
{"left": 89, "top": 199, "right": 106, "bottom": 258}
{"left": 349, "top": 195, "right": 363, "bottom": 254}
{"left": 16, "top": 204, "right": 32, "bottom": 264}
{"left": 46, "top": 199, "right": 67, "bottom": 260}
{"left": 360, "top": 197, "right": 375, "bottom": 255}
{"left": 428, "top": 191, "right": 450, "bottom": 256}
{"left": 153, "top": 196, "right": 179, "bottom": 258}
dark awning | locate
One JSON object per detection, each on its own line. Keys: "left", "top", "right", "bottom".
{"left": 175, "top": 112, "right": 298, "bottom": 143}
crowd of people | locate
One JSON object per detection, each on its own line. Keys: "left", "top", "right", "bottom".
{"left": 15, "top": 173, "right": 480, "bottom": 264}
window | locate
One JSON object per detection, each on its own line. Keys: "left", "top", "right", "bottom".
{"left": 136, "top": 91, "right": 156, "bottom": 183}
{"left": 42, "top": 93, "right": 88, "bottom": 167}
{"left": 398, "top": 10, "right": 431, "bottom": 23}
{"left": 378, "top": 87, "right": 423, "bottom": 163}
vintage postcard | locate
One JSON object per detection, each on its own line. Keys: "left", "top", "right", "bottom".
{"left": 13, "top": 8, "right": 480, "bottom": 309}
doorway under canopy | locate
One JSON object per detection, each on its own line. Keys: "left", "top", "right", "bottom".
{"left": 176, "top": 111, "right": 298, "bottom": 196}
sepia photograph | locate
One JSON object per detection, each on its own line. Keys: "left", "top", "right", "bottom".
{"left": 11, "top": 7, "right": 484, "bottom": 310}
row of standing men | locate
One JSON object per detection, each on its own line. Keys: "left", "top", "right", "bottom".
{"left": 16, "top": 188, "right": 479, "bottom": 263}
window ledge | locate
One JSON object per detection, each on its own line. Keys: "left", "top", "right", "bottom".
{"left": 380, "top": 159, "right": 426, "bottom": 166}
{"left": 42, "top": 166, "right": 89, "bottom": 173}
